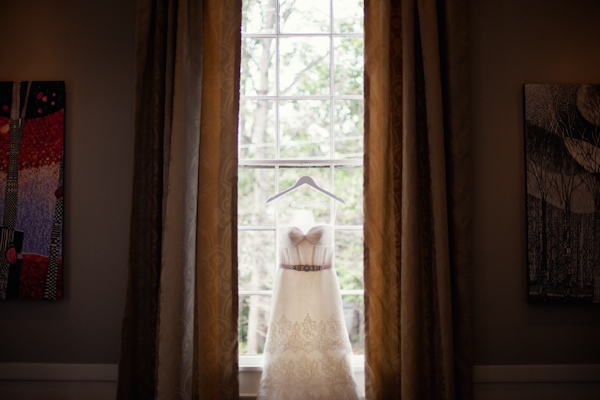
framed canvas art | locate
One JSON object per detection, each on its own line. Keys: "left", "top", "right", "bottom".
{"left": 0, "top": 81, "right": 65, "bottom": 300}
{"left": 524, "top": 84, "right": 600, "bottom": 304}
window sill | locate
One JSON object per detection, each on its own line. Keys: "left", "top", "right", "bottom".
{"left": 239, "top": 354, "right": 366, "bottom": 398}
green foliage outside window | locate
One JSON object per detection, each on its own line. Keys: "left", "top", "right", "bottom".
{"left": 238, "top": 0, "right": 365, "bottom": 356}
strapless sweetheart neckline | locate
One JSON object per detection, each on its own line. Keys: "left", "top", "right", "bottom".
{"left": 281, "top": 225, "right": 334, "bottom": 247}
{"left": 285, "top": 225, "right": 332, "bottom": 235}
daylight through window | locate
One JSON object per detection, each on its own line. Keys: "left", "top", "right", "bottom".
{"left": 238, "top": 0, "right": 365, "bottom": 360}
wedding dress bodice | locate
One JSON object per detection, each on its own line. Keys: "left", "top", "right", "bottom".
{"left": 279, "top": 225, "right": 333, "bottom": 266}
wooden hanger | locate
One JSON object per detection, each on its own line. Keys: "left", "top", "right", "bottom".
{"left": 266, "top": 175, "right": 345, "bottom": 204}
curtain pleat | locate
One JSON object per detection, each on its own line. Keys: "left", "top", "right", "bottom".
{"left": 363, "top": 0, "right": 472, "bottom": 398}
{"left": 194, "top": 0, "right": 240, "bottom": 397}
{"left": 116, "top": 1, "right": 171, "bottom": 398}
{"left": 117, "top": 0, "right": 241, "bottom": 399}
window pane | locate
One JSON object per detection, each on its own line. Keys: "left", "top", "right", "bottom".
{"left": 280, "top": 0, "right": 330, "bottom": 33}
{"left": 242, "top": 0, "right": 276, "bottom": 34}
{"left": 239, "top": 230, "right": 276, "bottom": 290}
{"left": 334, "top": 37, "right": 364, "bottom": 95}
{"left": 333, "top": 0, "right": 364, "bottom": 33}
{"left": 277, "top": 167, "right": 332, "bottom": 226}
{"left": 239, "top": 294, "right": 272, "bottom": 355}
{"left": 335, "top": 229, "right": 363, "bottom": 290}
{"left": 239, "top": 0, "right": 365, "bottom": 362}
{"left": 335, "top": 166, "right": 363, "bottom": 225}
{"left": 333, "top": 99, "right": 363, "bottom": 159}
{"left": 241, "top": 38, "right": 276, "bottom": 96}
{"left": 342, "top": 294, "right": 364, "bottom": 354}
{"left": 279, "top": 100, "right": 330, "bottom": 158}
{"left": 239, "top": 167, "right": 276, "bottom": 225}
{"left": 239, "top": 99, "right": 276, "bottom": 159}
{"left": 279, "top": 37, "right": 330, "bottom": 96}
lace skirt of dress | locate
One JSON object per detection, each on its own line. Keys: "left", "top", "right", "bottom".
{"left": 257, "top": 268, "right": 360, "bottom": 400}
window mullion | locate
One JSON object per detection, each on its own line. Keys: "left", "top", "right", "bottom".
{"left": 240, "top": 95, "right": 363, "bottom": 101}
{"left": 238, "top": 158, "right": 363, "bottom": 163}
{"left": 274, "top": 0, "right": 280, "bottom": 277}
{"left": 239, "top": 290, "right": 274, "bottom": 295}
{"left": 339, "top": 290, "right": 364, "bottom": 295}
{"left": 274, "top": 163, "right": 280, "bottom": 277}
{"left": 275, "top": 0, "right": 280, "bottom": 284}
{"left": 242, "top": 33, "right": 364, "bottom": 39}
{"left": 238, "top": 225, "right": 276, "bottom": 231}
{"left": 275, "top": 0, "right": 281, "bottom": 161}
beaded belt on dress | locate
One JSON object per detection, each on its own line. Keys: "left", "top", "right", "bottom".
{"left": 279, "top": 264, "right": 332, "bottom": 272}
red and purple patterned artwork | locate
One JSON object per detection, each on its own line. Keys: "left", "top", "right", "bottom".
{"left": 0, "top": 81, "right": 64, "bottom": 300}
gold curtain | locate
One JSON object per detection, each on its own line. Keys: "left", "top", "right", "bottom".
{"left": 363, "top": 0, "right": 472, "bottom": 398}
{"left": 117, "top": 0, "right": 241, "bottom": 399}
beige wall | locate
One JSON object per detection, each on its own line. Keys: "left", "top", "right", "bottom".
{"left": 470, "top": 0, "right": 600, "bottom": 365}
{"left": 0, "top": 0, "right": 135, "bottom": 363}
{"left": 0, "top": 0, "right": 599, "bottom": 372}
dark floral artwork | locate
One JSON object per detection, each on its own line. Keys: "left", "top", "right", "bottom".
{"left": 524, "top": 84, "right": 600, "bottom": 304}
{"left": 0, "top": 81, "right": 65, "bottom": 300}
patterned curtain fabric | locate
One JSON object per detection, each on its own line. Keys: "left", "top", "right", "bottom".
{"left": 117, "top": 0, "right": 241, "bottom": 399}
{"left": 363, "top": 0, "right": 472, "bottom": 398}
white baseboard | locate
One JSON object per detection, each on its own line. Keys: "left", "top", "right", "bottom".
{"left": 0, "top": 363, "right": 119, "bottom": 381}
{"left": 474, "top": 364, "right": 600, "bottom": 383}
{"left": 473, "top": 364, "right": 600, "bottom": 400}
{"left": 0, "top": 364, "right": 118, "bottom": 400}
{"left": 1, "top": 363, "right": 598, "bottom": 396}
{"left": 1, "top": 363, "right": 598, "bottom": 383}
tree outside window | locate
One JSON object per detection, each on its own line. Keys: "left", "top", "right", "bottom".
{"left": 238, "top": 0, "right": 365, "bottom": 357}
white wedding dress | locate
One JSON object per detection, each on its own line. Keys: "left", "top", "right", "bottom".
{"left": 257, "top": 225, "right": 360, "bottom": 400}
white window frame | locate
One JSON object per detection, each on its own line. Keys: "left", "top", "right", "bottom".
{"left": 238, "top": 1, "right": 365, "bottom": 393}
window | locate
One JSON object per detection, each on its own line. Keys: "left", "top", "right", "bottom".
{"left": 237, "top": 0, "right": 364, "bottom": 364}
